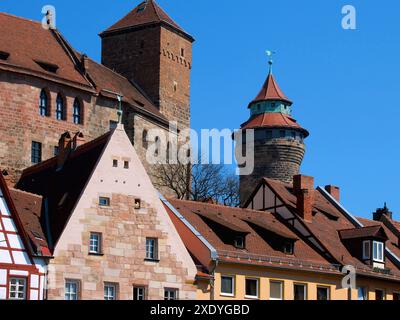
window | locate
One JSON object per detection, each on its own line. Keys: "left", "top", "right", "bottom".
{"left": 164, "top": 288, "right": 178, "bottom": 300}
{"left": 65, "top": 280, "right": 79, "bottom": 300}
{"left": 99, "top": 197, "right": 110, "bottom": 207}
{"left": 317, "top": 286, "right": 330, "bottom": 301}
{"left": 363, "top": 240, "right": 371, "bottom": 260}
{"left": 134, "top": 286, "right": 146, "bottom": 300}
{"left": 104, "top": 283, "right": 117, "bottom": 300}
{"left": 358, "top": 287, "right": 368, "bottom": 300}
{"left": 221, "top": 276, "right": 234, "bottom": 297}
{"left": 266, "top": 130, "right": 273, "bottom": 139}
{"left": 245, "top": 278, "right": 259, "bottom": 299}
{"left": 146, "top": 238, "right": 158, "bottom": 260}
{"left": 375, "top": 289, "right": 385, "bottom": 300}
{"left": 294, "top": 283, "right": 306, "bottom": 300}
{"left": 181, "top": 48, "right": 185, "bottom": 57}
{"left": 9, "top": 278, "right": 26, "bottom": 300}
{"left": 73, "top": 98, "right": 82, "bottom": 124}
{"left": 154, "top": 136, "right": 160, "bottom": 156}
{"left": 124, "top": 161, "right": 129, "bottom": 169}
{"left": 56, "top": 93, "right": 65, "bottom": 120}
{"left": 283, "top": 241, "right": 294, "bottom": 255}
{"left": 113, "top": 159, "right": 118, "bottom": 167}
{"left": 142, "top": 130, "right": 148, "bottom": 149}
{"left": 373, "top": 241, "right": 384, "bottom": 262}
{"left": 270, "top": 281, "right": 283, "bottom": 300}
{"left": 109, "top": 120, "right": 118, "bottom": 130}
{"left": 31, "top": 141, "right": 42, "bottom": 164}
{"left": 291, "top": 131, "right": 296, "bottom": 140}
{"left": 393, "top": 292, "right": 400, "bottom": 301}
{"left": 280, "top": 130, "right": 285, "bottom": 138}
{"left": 89, "top": 232, "right": 102, "bottom": 254}
{"left": 39, "top": 89, "right": 49, "bottom": 117}
{"left": 134, "top": 199, "right": 141, "bottom": 209}
{"left": 234, "top": 236, "right": 245, "bottom": 249}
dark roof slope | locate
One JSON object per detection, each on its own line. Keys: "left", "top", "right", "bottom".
{"left": 17, "top": 131, "right": 112, "bottom": 249}
{"left": 101, "top": 0, "right": 193, "bottom": 41}
{"left": 169, "top": 199, "right": 329, "bottom": 266}
{"left": 250, "top": 73, "right": 292, "bottom": 106}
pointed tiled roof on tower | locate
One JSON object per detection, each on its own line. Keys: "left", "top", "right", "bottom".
{"left": 100, "top": 0, "right": 194, "bottom": 41}
{"left": 250, "top": 73, "right": 293, "bottom": 106}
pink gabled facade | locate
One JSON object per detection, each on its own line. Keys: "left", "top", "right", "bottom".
{"left": 0, "top": 172, "right": 48, "bottom": 300}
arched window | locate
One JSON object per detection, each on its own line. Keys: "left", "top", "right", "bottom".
{"left": 39, "top": 89, "right": 49, "bottom": 117}
{"left": 73, "top": 98, "right": 82, "bottom": 124}
{"left": 142, "top": 130, "right": 148, "bottom": 149}
{"left": 154, "top": 136, "right": 160, "bottom": 156}
{"left": 56, "top": 93, "right": 65, "bottom": 121}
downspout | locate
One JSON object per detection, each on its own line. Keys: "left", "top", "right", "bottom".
{"left": 210, "top": 258, "right": 219, "bottom": 300}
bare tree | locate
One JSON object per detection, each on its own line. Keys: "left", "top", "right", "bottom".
{"left": 152, "top": 161, "right": 240, "bottom": 207}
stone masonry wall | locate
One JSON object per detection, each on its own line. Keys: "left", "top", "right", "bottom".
{"left": 47, "top": 194, "right": 196, "bottom": 300}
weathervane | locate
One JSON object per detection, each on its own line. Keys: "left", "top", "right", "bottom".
{"left": 266, "top": 50, "right": 276, "bottom": 74}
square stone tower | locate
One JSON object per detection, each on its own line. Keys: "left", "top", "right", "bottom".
{"left": 100, "top": 0, "right": 194, "bottom": 130}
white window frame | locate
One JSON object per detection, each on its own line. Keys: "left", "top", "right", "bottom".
{"left": 245, "top": 278, "right": 259, "bottom": 299}
{"left": 65, "top": 280, "right": 79, "bottom": 300}
{"left": 373, "top": 241, "right": 384, "bottom": 262}
{"left": 317, "top": 286, "right": 330, "bottom": 301}
{"left": 133, "top": 286, "right": 146, "bottom": 300}
{"left": 89, "top": 232, "right": 102, "bottom": 254}
{"left": 293, "top": 283, "right": 307, "bottom": 301}
{"left": 9, "top": 278, "right": 27, "bottom": 300}
{"left": 145, "top": 238, "right": 158, "bottom": 260}
{"left": 104, "top": 283, "right": 117, "bottom": 300}
{"left": 220, "top": 275, "right": 235, "bottom": 297}
{"left": 164, "top": 288, "right": 178, "bottom": 300}
{"left": 362, "top": 240, "right": 371, "bottom": 260}
{"left": 270, "top": 280, "right": 284, "bottom": 300}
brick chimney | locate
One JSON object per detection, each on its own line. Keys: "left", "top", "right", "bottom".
{"left": 325, "top": 185, "right": 340, "bottom": 202}
{"left": 293, "top": 175, "right": 315, "bottom": 222}
{"left": 72, "top": 132, "right": 85, "bottom": 149}
{"left": 81, "top": 54, "right": 89, "bottom": 75}
{"left": 373, "top": 203, "right": 393, "bottom": 221}
{"left": 57, "top": 132, "right": 73, "bottom": 169}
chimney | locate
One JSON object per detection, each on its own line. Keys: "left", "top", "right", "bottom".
{"left": 325, "top": 185, "right": 340, "bottom": 202}
{"left": 57, "top": 132, "right": 73, "bottom": 169}
{"left": 72, "top": 132, "right": 85, "bottom": 149}
{"left": 373, "top": 203, "right": 393, "bottom": 221}
{"left": 81, "top": 54, "right": 89, "bottom": 74}
{"left": 293, "top": 175, "right": 315, "bottom": 222}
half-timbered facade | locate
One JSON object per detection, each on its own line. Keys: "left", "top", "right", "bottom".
{"left": 0, "top": 172, "right": 48, "bottom": 300}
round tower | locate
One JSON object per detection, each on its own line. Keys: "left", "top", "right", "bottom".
{"left": 237, "top": 60, "right": 309, "bottom": 203}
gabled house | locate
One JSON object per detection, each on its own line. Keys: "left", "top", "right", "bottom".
{"left": 0, "top": 171, "right": 49, "bottom": 300}
{"left": 16, "top": 125, "right": 197, "bottom": 300}
{"left": 163, "top": 198, "right": 358, "bottom": 300}
{"left": 243, "top": 175, "right": 400, "bottom": 300}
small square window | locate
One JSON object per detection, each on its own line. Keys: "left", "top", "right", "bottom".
{"left": 145, "top": 238, "right": 158, "bottom": 261}
{"left": 270, "top": 281, "right": 283, "bottom": 300}
{"left": 9, "top": 278, "right": 27, "bottom": 300}
{"left": 65, "top": 280, "right": 80, "bottom": 300}
{"left": 113, "top": 159, "right": 118, "bottom": 167}
{"left": 124, "top": 161, "right": 129, "bottom": 169}
{"left": 245, "top": 278, "right": 259, "bottom": 299}
{"left": 89, "top": 232, "right": 102, "bottom": 254}
{"left": 164, "top": 288, "right": 178, "bottom": 300}
{"left": 317, "top": 286, "right": 330, "bottom": 301}
{"left": 104, "top": 283, "right": 118, "bottom": 300}
{"left": 134, "top": 199, "right": 141, "bottom": 209}
{"left": 294, "top": 283, "right": 306, "bottom": 300}
{"left": 133, "top": 286, "right": 146, "bottom": 300}
{"left": 283, "top": 241, "right": 294, "bottom": 255}
{"left": 221, "top": 276, "right": 234, "bottom": 297}
{"left": 99, "top": 197, "right": 110, "bottom": 207}
{"left": 234, "top": 236, "right": 244, "bottom": 249}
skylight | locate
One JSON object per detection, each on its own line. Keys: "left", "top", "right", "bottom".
{"left": 35, "top": 60, "right": 59, "bottom": 73}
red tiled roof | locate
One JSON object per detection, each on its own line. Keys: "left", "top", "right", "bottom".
{"left": 339, "top": 226, "right": 388, "bottom": 241}
{"left": 17, "top": 131, "right": 112, "bottom": 249}
{"left": 101, "top": 0, "right": 193, "bottom": 41}
{"left": 169, "top": 199, "right": 330, "bottom": 267}
{"left": 250, "top": 73, "right": 292, "bottom": 106}
{"left": 0, "top": 12, "right": 91, "bottom": 88}
{"left": 241, "top": 113, "right": 309, "bottom": 136}
{"left": 8, "top": 188, "right": 51, "bottom": 257}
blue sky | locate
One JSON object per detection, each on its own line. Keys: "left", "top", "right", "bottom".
{"left": 2, "top": 0, "right": 400, "bottom": 219}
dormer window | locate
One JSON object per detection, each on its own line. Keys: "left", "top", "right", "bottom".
{"left": 362, "top": 240, "right": 370, "bottom": 260}
{"left": 373, "top": 241, "right": 384, "bottom": 263}
{"left": 283, "top": 241, "right": 294, "bottom": 255}
{"left": 234, "top": 236, "right": 245, "bottom": 249}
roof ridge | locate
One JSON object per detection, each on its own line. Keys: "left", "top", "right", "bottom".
{"left": 0, "top": 11, "right": 42, "bottom": 26}
{"left": 9, "top": 188, "right": 43, "bottom": 199}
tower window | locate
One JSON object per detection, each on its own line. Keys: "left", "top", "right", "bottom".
{"left": 56, "top": 93, "right": 65, "bottom": 121}
{"left": 39, "top": 89, "right": 49, "bottom": 117}
{"left": 142, "top": 130, "right": 148, "bottom": 149}
{"left": 173, "top": 81, "right": 178, "bottom": 92}
{"left": 280, "top": 130, "right": 285, "bottom": 138}
{"left": 180, "top": 48, "right": 185, "bottom": 57}
{"left": 266, "top": 130, "right": 273, "bottom": 139}
{"left": 31, "top": 141, "right": 42, "bottom": 164}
